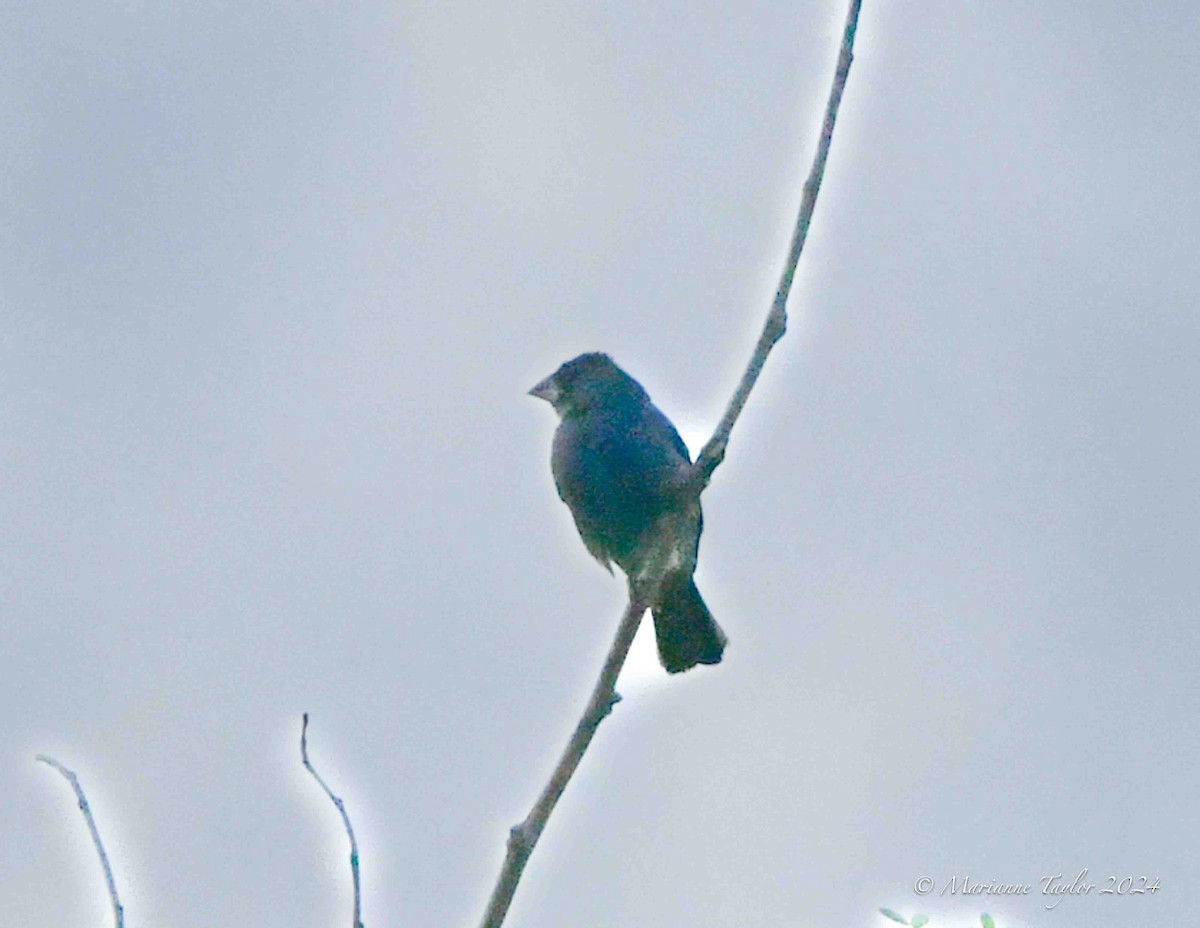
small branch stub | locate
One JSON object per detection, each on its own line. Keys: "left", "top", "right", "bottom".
{"left": 301, "top": 714, "right": 365, "bottom": 928}
{"left": 36, "top": 755, "right": 125, "bottom": 928}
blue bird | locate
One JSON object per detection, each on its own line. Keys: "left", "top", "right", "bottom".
{"left": 530, "top": 353, "right": 726, "bottom": 673}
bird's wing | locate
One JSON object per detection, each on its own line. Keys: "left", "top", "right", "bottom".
{"left": 550, "top": 398, "right": 696, "bottom": 573}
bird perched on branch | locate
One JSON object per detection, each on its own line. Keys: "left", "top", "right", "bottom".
{"left": 529, "top": 352, "right": 726, "bottom": 673}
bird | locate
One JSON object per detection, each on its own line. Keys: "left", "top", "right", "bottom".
{"left": 529, "top": 352, "right": 726, "bottom": 673}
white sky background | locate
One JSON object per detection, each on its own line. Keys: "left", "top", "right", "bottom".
{"left": 2, "top": 2, "right": 1197, "bottom": 927}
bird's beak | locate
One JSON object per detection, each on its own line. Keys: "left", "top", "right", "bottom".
{"left": 528, "top": 375, "right": 560, "bottom": 405}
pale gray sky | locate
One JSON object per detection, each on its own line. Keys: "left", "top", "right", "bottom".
{"left": 2, "top": 2, "right": 1197, "bottom": 927}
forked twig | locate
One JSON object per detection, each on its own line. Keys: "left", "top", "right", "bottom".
{"left": 479, "top": 2, "right": 864, "bottom": 924}
{"left": 301, "top": 714, "right": 365, "bottom": 928}
{"left": 36, "top": 754, "right": 125, "bottom": 928}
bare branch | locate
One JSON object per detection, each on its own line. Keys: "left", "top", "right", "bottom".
{"left": 36, "top": 754, "right": 125, "bottom": 928}
{"left": 478, "top": 588, "right": 650, "bottom": 928}
{"left": 479, "top": 3, "right": 864, "bottom": 924}
{"left": 694, "top": 0, "right": 864, "bottom": 487}
{"left": 301, "top": 714, "right": 364, "bottom": 928}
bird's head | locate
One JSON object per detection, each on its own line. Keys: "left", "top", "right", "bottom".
{"left": 528, "top": 352, "right": 647, "bottom": 417}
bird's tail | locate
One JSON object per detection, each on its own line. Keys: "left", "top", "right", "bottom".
{"left": 651, "top": 575, "right": 727, "bottom": 674}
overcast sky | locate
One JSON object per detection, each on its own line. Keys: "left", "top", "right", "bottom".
{"left": 2, "top": 2, "right": 1197, "bottom": 927}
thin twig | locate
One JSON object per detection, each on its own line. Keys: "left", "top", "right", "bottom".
{"left": 36, "top": 754, "right": 125, "bottom": 928}
{"left": 301, "top": 714, "right": 365, "bottom": 928}
{"left": 479, "top": 3, "right": 864, "bottom": 924}
{"left": 694, "top": 0, "right": 863, "bottom": 487}
{"left": 478, "top": 590, "right": 650, "bottom": 928}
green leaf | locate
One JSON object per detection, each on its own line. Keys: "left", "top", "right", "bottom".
{"left": 981, "top": 915, "right": 995, "bottom": 928}
{"left": 912, "top": 916, "right": 929, "bottom": 928}
{"left": 879, "top": 910, "right": 909, "bottom": 925}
